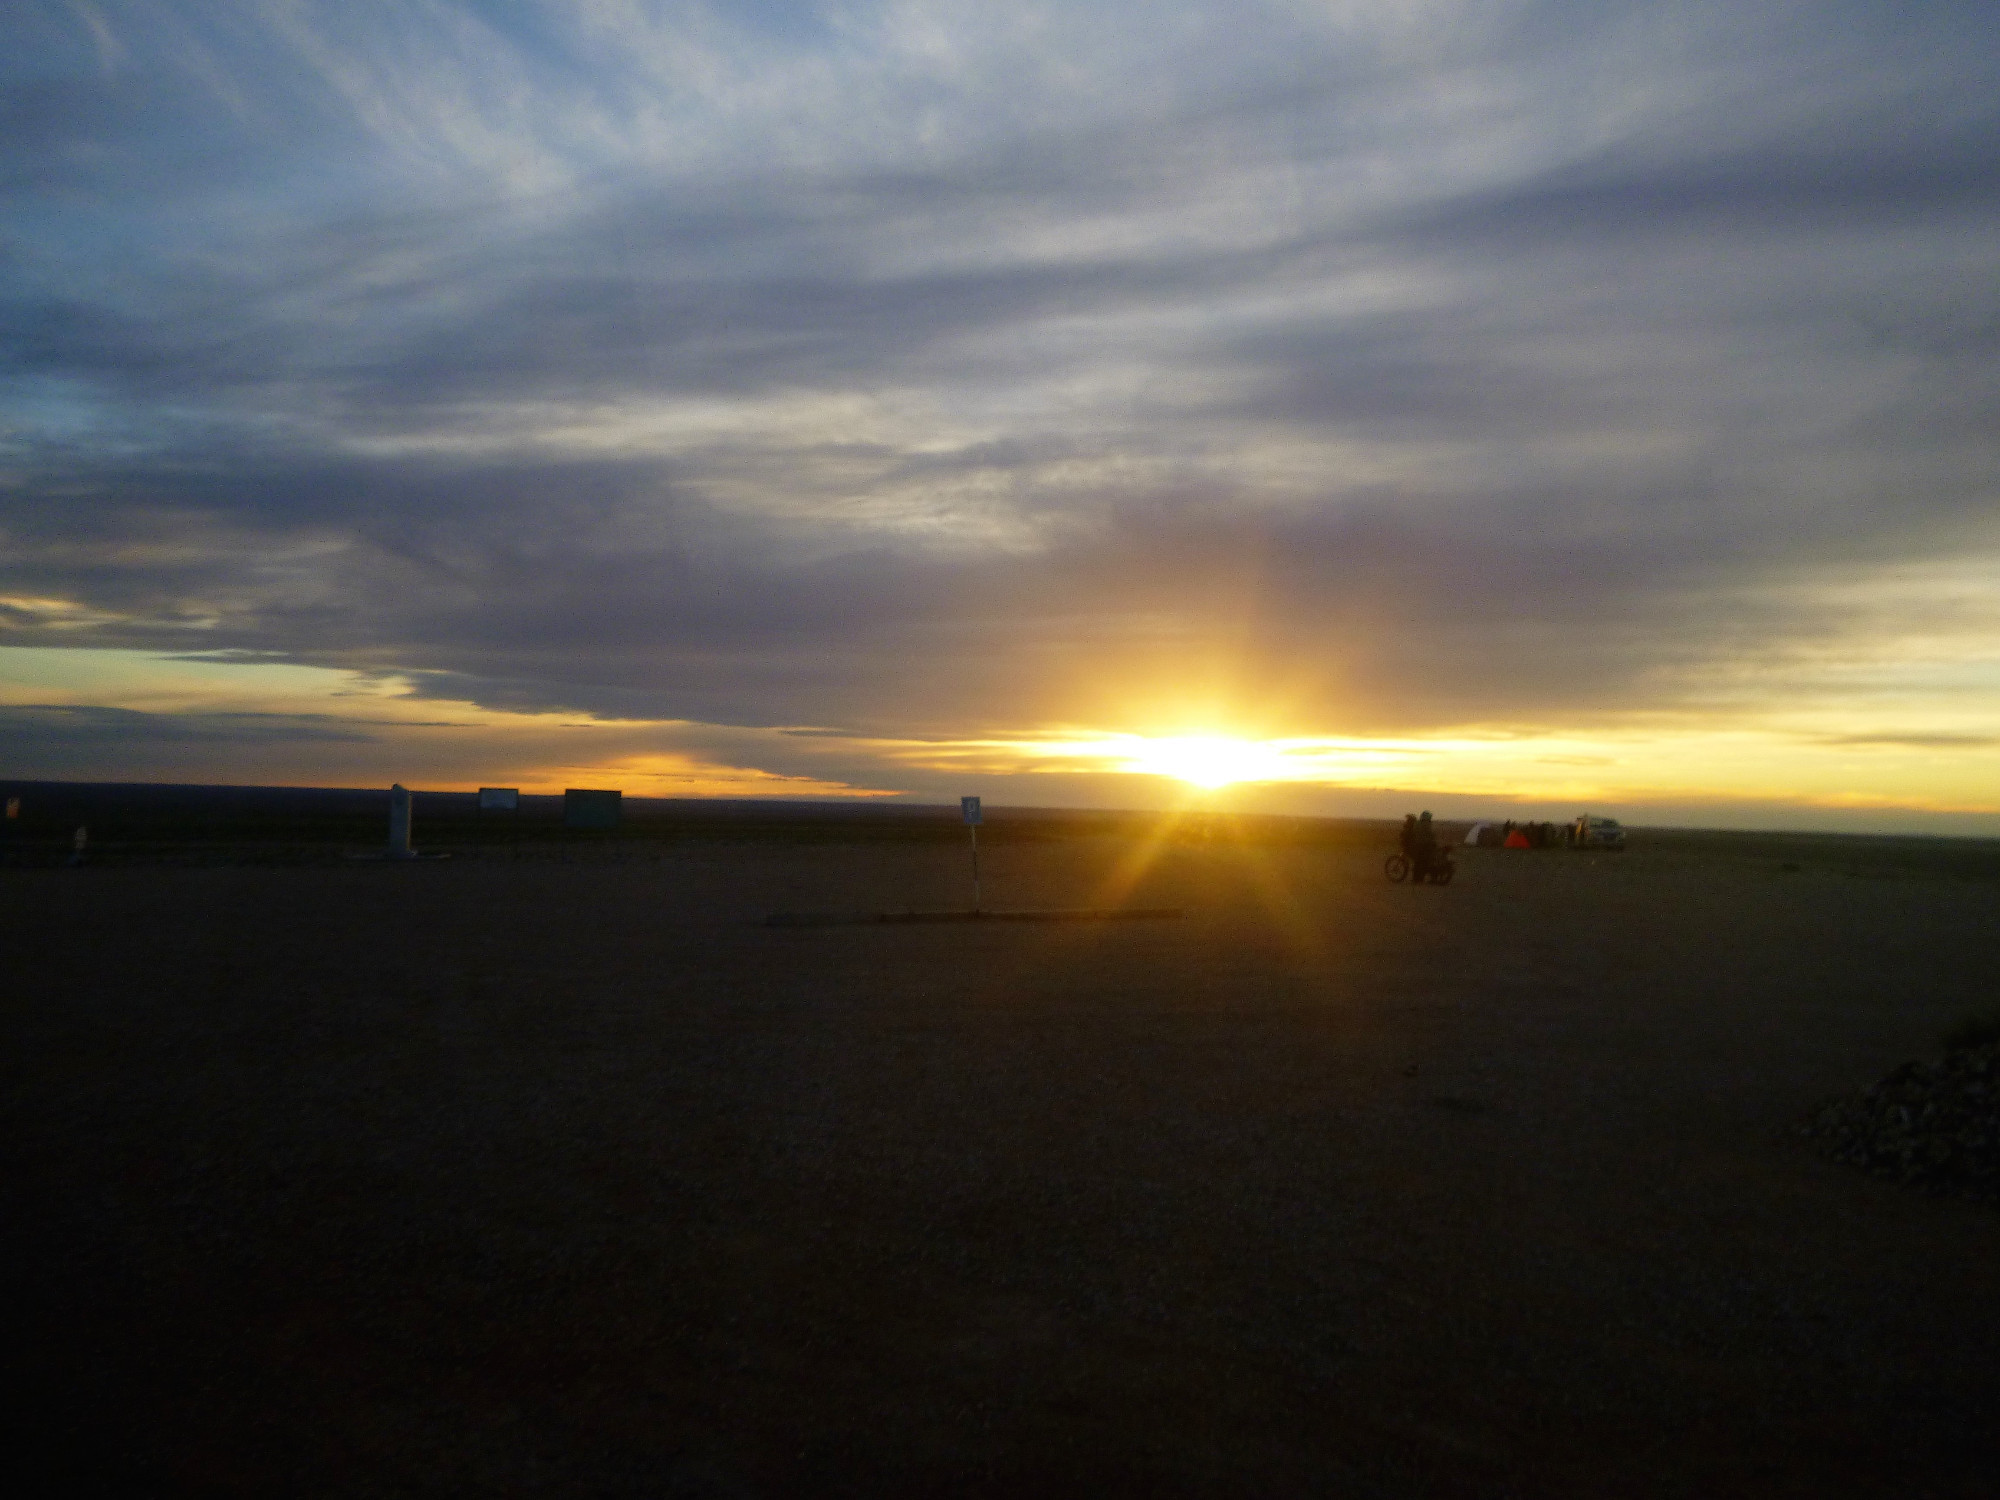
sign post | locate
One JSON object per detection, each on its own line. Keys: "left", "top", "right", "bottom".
{"left": 960, "top": 795, "right": 982, "bottom": 911}
{"left": 388, "top": 783, "right": 413, "bottom": 858}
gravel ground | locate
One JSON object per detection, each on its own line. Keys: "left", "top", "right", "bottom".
{"left": 3, "top": 834, "right": 1998, "bottom": 1496}
{"left": 1808, "top": 1040, "right": 2000, "bottom": 1202}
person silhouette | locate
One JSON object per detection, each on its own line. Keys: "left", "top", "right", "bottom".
{"left": 1412, "top": 810, "right": 1438, "bottom": 882}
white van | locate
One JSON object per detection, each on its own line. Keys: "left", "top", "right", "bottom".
{"left": 1572, "top": 815, "right": 1627, "bottom": 851}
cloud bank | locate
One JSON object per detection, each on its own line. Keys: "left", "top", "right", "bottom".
{"left": 3, "top": 1, "right": 1998, "bottom": 824}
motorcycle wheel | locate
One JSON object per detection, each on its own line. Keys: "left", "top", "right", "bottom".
{"left": 1384, "top": 854, "right": 1411, "bottom": 884}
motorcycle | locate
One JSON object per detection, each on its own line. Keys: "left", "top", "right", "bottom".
{"left": 1384, "top": 849, "right": 1454, "bottom": 885}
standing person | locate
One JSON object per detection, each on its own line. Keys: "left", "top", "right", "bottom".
{"left": 1413, "top": 811, "right": 1438, "bottom": 882}
{"left": 1400, "top": 814, "right": 1418, "bottom": 861}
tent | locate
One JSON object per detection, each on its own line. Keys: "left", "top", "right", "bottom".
{"left": 1464, "top": 822, "right": 1491, "bottom": 845}
{"left": 1504, "top": 828, "right": 1532, "bottom": 849}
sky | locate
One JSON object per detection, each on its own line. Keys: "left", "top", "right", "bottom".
{"left": 3, "top": 0, "right": 1998, "bottom": 831}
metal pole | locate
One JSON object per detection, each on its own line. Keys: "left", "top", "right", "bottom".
{"left": 389, "top": 783, "right": 413, "bottom": 858}
{"left": 970, "top": 822, "right": 981, "bottom": 912}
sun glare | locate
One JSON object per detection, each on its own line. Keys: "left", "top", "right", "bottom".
{"left": 1121, "top": 735, "right": 1289, "bottom": 789}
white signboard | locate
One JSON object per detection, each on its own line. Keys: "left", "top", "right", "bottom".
{"left": 960, "top": 795, "right": 982, "bottom": 826}
{"left": 478, "top": 787, "right": 520, "bottom": 811}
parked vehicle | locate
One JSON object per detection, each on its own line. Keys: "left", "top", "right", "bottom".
{"left": 1571, "top": 815, "right": 1627, "bottom": 851}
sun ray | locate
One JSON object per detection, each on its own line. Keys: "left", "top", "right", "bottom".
{"left": 1215, "top": 818, "right": 1334, "bottom": 965}
{"left": 1083, "top": 801, "right": 1197, "bottom": 912}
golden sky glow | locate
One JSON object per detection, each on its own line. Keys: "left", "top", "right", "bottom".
{"left": 9, "top": 644, "right": 1994, "bottom": 833}
{"left": 899, "top": 724, "right": 2000, "bottom": 815}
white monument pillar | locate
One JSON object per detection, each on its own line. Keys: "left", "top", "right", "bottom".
{"left": 388, "top": 783, "right": 413, "bottom": 858}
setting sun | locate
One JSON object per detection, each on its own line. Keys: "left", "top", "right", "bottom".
{"left": 1120, "top": 735, "right": 1290, "bottom": 789}
{"left": 918, "top": 731, "right": 1312, "bottom": 789}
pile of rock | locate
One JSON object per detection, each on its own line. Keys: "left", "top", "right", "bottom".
{"left": 1807, "top": 1038, "right": 2000, "bottom": 1203}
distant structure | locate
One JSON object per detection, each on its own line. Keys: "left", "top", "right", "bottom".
{"left": 478, "top": 787, "right": 520, "bottom": 812}
{"left": 563, "top": 788, "right": 621, "bottom": 829}
{"left": 388, "top": 783, "right": 415, "bottom": 857}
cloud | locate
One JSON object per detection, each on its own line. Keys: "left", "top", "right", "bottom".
{"left": 2, "top": 0, "right": 1998, "bottom": 814}
{"left": 0, "top": 702, "right": 373, "bottom": 746}
{"left": 1816, "top": 733, "right": 2000, "bottom": 750}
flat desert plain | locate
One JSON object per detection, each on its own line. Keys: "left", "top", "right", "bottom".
{"left": 5, "top": 831, "right": 1998, "bottom": 1496}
